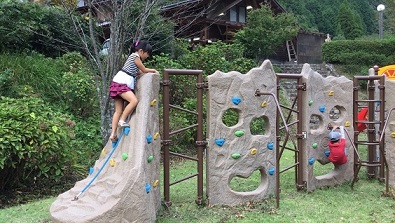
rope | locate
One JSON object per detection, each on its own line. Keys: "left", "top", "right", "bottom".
{"left": 72, "top": 128, "right": 126, "bottom": 201}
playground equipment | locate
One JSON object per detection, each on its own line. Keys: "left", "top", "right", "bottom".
{"left": 50, "top": 61, "right": 395, "bottom": 222}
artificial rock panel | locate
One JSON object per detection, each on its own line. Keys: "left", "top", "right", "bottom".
{"left": 50, "top": 73, "right": 161, "bottom": 223}
{"left": 206, "top": 60, "right": 277, "bottom": 206}
{"left": 301, "top": 64, "right": 354, "bottom": 192}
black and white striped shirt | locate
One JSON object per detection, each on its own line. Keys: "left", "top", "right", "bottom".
{"left": 121, "top": 53, "right": 140, "bottom": 77}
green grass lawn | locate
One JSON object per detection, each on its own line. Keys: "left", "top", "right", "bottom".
{"left": 1, "top": 149, "right": 394, "bottom": 223}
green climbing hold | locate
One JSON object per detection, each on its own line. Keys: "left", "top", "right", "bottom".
{"left": 234, "top": 130, "right": 244, "bottom": 137}
{"left": 308, "top": 100, "right": 313, "bottom": 106}
{"left": 231, "top": 153, "right": 241, "bottom": 159}
{"left": 312, "top": 143, "right": 318, "bottom": 149}
{"left": 147, "top": 155, "right": 154, "bottom": 163}
{"left": 122, "top": 153, "right": 128, "bottom": 160}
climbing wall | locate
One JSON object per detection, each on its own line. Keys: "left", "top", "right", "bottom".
{"left": 206, "top": 60, "right": 277, "bottom": 206}
{"left": 301, "top": 64, "right": 354, "bottom": 192}
{"left": 50, "top": 73, "right": 161, "bottom": 223}
{"left": 382, "top": 76, "right": 395, "bottom": 189}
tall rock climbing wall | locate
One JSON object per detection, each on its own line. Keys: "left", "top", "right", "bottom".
{"left": 50, "top": 73, "right": 161, "bottom": 223}
{"left": 382, "top": 76, "right": 395, "bottom": 189}
{"left": 206, "top": 60, "right": 277, "bottom": 206}
{"left": 301, "top": 64, "right": 354, "bottom": 192}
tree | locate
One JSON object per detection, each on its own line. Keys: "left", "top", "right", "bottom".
{"left": 336, "top": 1, "right": 363, "bottom": 40}
{"left": 54, "top": 0, "right": 174, "bottom": 141}
{"left": 234, "top": 4, "right": 299, "bottom": 60}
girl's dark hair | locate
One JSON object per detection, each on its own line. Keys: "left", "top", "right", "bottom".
{"left": 130, "top": 40, "right": 153, "bottom": 55}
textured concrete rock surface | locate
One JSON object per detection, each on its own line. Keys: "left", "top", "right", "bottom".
{"left": 206, "top": 60, "right": 277, "bottom": 206}
{"left": 301, "top": 64, "right": 354, "bottom": 192}
{"left": 382, "top": 76, "right": 395, "bottom": 189}
{"left": 50, "top": 73, "right": 161, "bottom": 223}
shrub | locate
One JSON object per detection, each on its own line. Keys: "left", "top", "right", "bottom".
{"left": 0, "top": 97, "right": 75, "bottom": 190}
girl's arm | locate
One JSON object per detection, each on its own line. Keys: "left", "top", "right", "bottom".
{"left": 134, "top": 57, "right": 158, "bottom": 74}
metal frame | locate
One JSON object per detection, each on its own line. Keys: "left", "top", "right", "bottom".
{"left": 351, "top": 70, "right": 388, "bottom": 191}
{"left": 161, "top": 69, "right": 206, "bottom": 207}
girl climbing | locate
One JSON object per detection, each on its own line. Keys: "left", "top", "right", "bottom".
{"left": 109, "top": 40, "right": 158, "bottom": 142}
{"left": 328, "top": 125, "right": 347, "bottom": 165}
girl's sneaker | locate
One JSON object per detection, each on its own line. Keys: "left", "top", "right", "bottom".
{"left": 118, "top": 120, "right": 130, "bottom": 127}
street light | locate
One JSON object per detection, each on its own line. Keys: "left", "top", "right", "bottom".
{"left": 377, "top": 4, "right": 385, "bottom": 40}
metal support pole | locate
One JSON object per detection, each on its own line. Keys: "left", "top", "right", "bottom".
{"left": 162, "top": 70, "right": 171, "bottom": 207}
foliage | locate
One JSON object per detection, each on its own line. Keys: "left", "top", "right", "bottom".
{"left": 336, "top": 1, "right": 363, "bottom": 40}
{"left": 58, "top": 52, "right": 99, "bottom": 117}
{"left": 277, "top": 0, "right": 378, "bottom": 36}
{"left": 322, "top": 39, "right": 395, "bottom": 66}
{"left": 0, "top": 1, "right": 88, "bottom": 57}
{"left": 234, "top": 5, "right": 299, "bottom": 60}
{"left": 0, "top": 97, "right": 75, "bottom": 190}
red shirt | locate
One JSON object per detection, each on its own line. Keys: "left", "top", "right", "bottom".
{"left": 328, "top": 139, "right": 347, "bottom": 165}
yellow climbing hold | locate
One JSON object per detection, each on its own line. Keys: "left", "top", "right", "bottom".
{"left": 328, "top": 90, "right": 334, "bottom": 96}
{"left": 101, "top": 148, "right": 106, "bottom": 155}
{"left": 153, "top": 180, "right": 159, "bottom": 188}
{"left": 391, "top": 132, "right": 395, "bottom": 138}
{"left": 345, "top": 121, "right": 351, "bottom": 127}
{"left": 110, "top": 158, "right": 115, "bottom": 167}
{"left": 261, "top": 101, "right": 268, "bottom": 108}
{"left": 250, "top": 148, "right": 257, "bottom": 155}
{"left": 153, "top": 132, "right": 160, "bottom": 140}
{"left": 150, "top": 99, "right": 157, "bottom": 106}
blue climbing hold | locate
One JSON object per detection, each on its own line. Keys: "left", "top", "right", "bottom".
{"left": 111, "top": 141, "right": 117, "bottom": 148}
{"left": 145, "top": 183, "right": 151, "bottom": 194}
{"left": 267, "top": 142, "right": 274, "bottom": 150}
{"left": 319, "top": 106, "right": 326, "bottom": 113}
{"left": 308, "top": 157, "right": 315, "bottom": 165}
{"left": 232, "top": 96, "right": 241, "bottom": 105}
{"left": 324, "top": 150, "right": 330, "bottom": 157}
{"left": 268, "top": 167, "right": 275, "bottom": 175}
{"left": 146, "top": 135, "right": 153, "bottom": 144}
{"left": 124, "top": 127, "right": 130, "bottom": 135}
{"left": 89, "top": 167, "right": 94, "bottom": 175}
{"left": 215, "top": 138, "right": 225, "bottom": 147}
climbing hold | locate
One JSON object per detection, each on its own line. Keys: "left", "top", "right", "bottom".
{"left": 232, "top": 96, "right": 241, "bottom": 105}
{"left": 150, "top": 99, "right": 157, "bottom": 107}
{"left": 89, "top": 167, "right": 94, "bottom": 175}
{"left": 250, "top": 148, "right": 257, "bottom": 155}
{"left": 146, "top": 135, "right": 153, "bottom": 144}
{"left": 268, "top": 167, "right": 275, "bottom": 175}
{"left": 153, "top": 180, "right": 159, "bottom": 188}
{"left": 391, "top": 132, "right": 395, "bottom": 138}
{"left": 324, "top": 150, "right": 330, "bottom": 157}
{"left": 145, "top": 184, "right": 151, "bottom": 194}
{"left": 319, "top": 106, "right": 326, "bottom": 113}
{"left": 111, "top": 141, "right": 117, "bottom": 148}
{"left": 345, "top": 121, "right": 351, "bottom": 127}
{"left": 261, "top": 101, "right": 268, "bottom": 108}
{"left": 312, "top": 143, "right": 318, "bottom": 149}
{"left": 267, "top": 142, "right": 274, "bottom": 150}
{"left": 101, "top": 148, "right": 106, "bottom": 155}
{"left": 215, "top": 138, "right": 225, "bottom": 146}
{"left": 122, "top": 153, "right": 128, "bottom": 161}
{"left": 308, "top": 157, "right": 315, "bottom": 165}
{"left": 231, "top": 153, "right": 241, "bottom": 159}
{"left": 147, "top": 155, "right": 154, "bottom": 163}
{"left": 153, "top": 132, "right": 160, "bottom": 140}
{"left": 308, "top": 100, "right": 313, "bottom": 106}
{"left": 110, "top": 158, "right": 115, "bottom": 167}
{"left": 328, "top": 90, "right": 334, "bottom": 96}
{"left": 124, "top": 126, "right": 130, "bottom": 135}
{"left": 235, "top": 130, "right": 244, "bottom": 137}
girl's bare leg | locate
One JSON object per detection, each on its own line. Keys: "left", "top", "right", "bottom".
{"left": 119, "top": 91, "right": 138, "bottom": 122}
{"left": 110, "top": 98, "right": 124, "bottom": 140}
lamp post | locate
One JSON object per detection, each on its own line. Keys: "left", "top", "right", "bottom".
{"left": 377, "top": 4, "right": 385, "bottom": 40}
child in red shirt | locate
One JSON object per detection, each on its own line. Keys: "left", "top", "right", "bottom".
{"left": 328, "top": 126, "right": 347, "bottom": 165}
